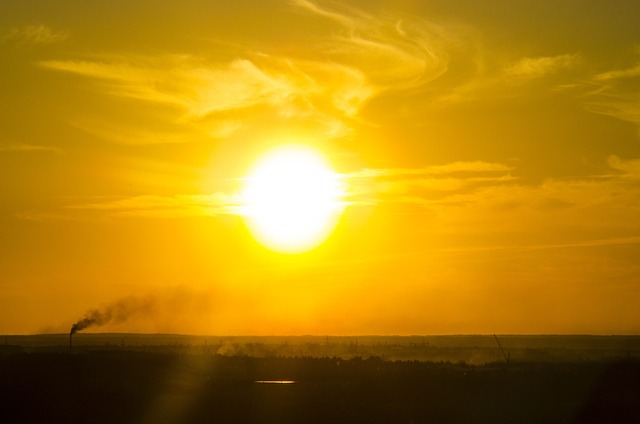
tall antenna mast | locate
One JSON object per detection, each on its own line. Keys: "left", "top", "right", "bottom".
{"left": 493, "top": 334, "right": 510, "bottom": 363}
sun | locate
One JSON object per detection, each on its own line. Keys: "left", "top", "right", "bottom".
{"left": 241, "top": 145, "right": 345, "bottom": 254}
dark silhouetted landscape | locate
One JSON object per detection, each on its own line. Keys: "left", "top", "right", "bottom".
{"left": 2, "top": 334, "right": 640, "bottom": 423}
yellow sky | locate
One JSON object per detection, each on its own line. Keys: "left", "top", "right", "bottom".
{"left": 2, "top": 0, "right": 640, "bottom": 335}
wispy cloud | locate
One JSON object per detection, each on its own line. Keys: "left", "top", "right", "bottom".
{"left": 585, "top": 98, "right": 640, "bottom": 135}
{"left": 15, "top": 193, "right": 242, "bottom": 222}
{"left": 434, "top": 235, "right": 640, "bottom": 254}
{"left": 17, "top": 155, "right": 640, "bottom": 256}
{"left": 38, "top": 1, "right": 455, "bottom": 142}
{"left": 504, "top": 53, "right": 580, "bottom": 79}
{"left": 583, "top": 60, "right": 640, "bottom": 134}
{"left": 20, "top": 159, "right": 515, "bottom": 221}
{"left": 40, "top": 57, "right": 295, "bottom": 118}
{"left": 427, "top": 164, "right": 640, "bottom": 242}
{"left": 39, "top": 54, "right": 363, "bottom": 140}
{"left": 71, "top": 119, "right": 200, "bottom": 145}
{"left": 3, "top": 25, "right": 69, "bottom": 44}
{"left": 608, "top": 155, "right": 640, "bottom": 178}
{"left": 344, "top": 160, "right": 516, "bottom": 205}
{"left": 594, "top": 63, "right": 640, "bottom": 81}
{"left": 343, "top": 156, "right": 640, "bottom": 251}
{"left": 292, "top": 0, "right": 451, "bottom": 91}
{"left": 291, "top": 0, "right": 360, "bottom": 27}
{"left": 66, "top": 193, "right": 242, "bottom": 218}
{"left": 0, "top": 141, "right": 62, "bottom": 154}
{"left": 348, "top": 161, "right": 513, "bottom": 179}
{"left": 424, "top": 49, "right": 583, "bottom": 107}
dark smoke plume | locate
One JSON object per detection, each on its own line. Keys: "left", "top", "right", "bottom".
{"left": 70, "top": 296, "right": 157, "bottom": 335}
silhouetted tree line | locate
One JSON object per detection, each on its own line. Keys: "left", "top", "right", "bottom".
{"left": 1, "top": 350, "right": 639, "bottom": 424}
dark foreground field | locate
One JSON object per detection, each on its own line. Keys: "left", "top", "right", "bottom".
{"left": 2, "top": 350, "right": 639, "bottom": 424}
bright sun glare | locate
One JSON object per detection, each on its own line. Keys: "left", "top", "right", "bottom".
{"left": 242, "top": 145, "right": 345, "bottom": 254}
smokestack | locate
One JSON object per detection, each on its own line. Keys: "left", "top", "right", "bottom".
{"left": 69, "top": 318, "right": 93, "bottom": 352}
{"left": 69, "top": 322, "right": 81, "bottom": 352}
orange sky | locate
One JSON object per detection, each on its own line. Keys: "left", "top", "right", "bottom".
{"left": 2, "top": 0, "right": 640, "bottom": 335}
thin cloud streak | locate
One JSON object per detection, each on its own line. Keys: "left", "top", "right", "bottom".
{"left": 347, "top": 161, "right": 514, "bottom": 179}
{"left": 17, "top": 159, "right": 515, "bottom": 220}
{"left": 504, "top": 54, "right": 581, "bottom": 79}
{"left": 65, "top": 193, "right": 243, "bottom": 218}
{"left": 594, "top": 64, "right": 640, "bottom": 81}
{"left": 433, "top": 236, "right": 640, "bottom": 254}
{"left": 608, "top": 155, "right": 640, "bottom": 179}
{"left": 71, "top": 120, "right": 200, "bottom": 146}
{"left": 344, "top": 161, "right": 516, "bottom": 206}
{"left": 16, "top": 154, "right": 640, "bottom": 224}
{"left": 582, "top": 60, "right": 640, "bottom": 133}
{"left": 0, "top": 142, "right": 62, "bottom": 154}
{"left": 3, "top": 25, "right": 69, "bottom": 44}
